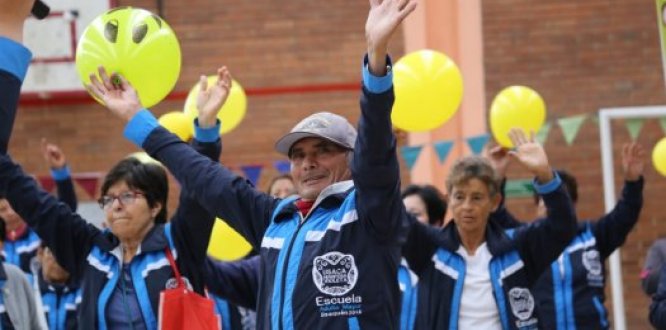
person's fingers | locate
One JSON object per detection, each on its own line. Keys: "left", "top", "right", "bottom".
{"left": 398, "top": 0, "right": 417, "bottom": 19}
{"left": 489, "top": 145, "right": 502, "bottom": 154}
{"left": 113, "top": 73, "right": 133, "bottom": 92}
{"left": 635, "top": 143, "right": 645, "bottom": 157}
{"left": 97, "top": 66, "right": 115, "bottom": 91}
{"left": 396, "top": 0, "right": 409, "bottom": 11}
{"left": 215, "top": 67, "right": 227, "bottom": 87}
{"left": 514, "top": 128, "right": 528, "bottom": 145}
{"left": 86, "top": 79, "right": 106, "bottom": 101}
{"left": 507, "top": 150, "right": 519, "bottom": 161}
{"left": 199, "top": 75, "right": 208, "bottom": 93}
{"left": 508, "top": 129, "right": 520, "bottom": 147}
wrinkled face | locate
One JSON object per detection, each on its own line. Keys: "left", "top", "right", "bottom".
{"left": 38, "top": 247, "right": 70, "bottom": 283}
{"left": 101, "top": 181, "right": 159, "bottom": 242}
{"left": 449, "top": 178, "right": 500, "bottom": 235}
{"left": 289, "top": 138, "right": 351, "bottom": 201}
{"left": 0, "top": 199, "right": 24, "bottom": 228}
{"left": 403, "top": 194, "right": 429, "bottom": 224}
{"left": 270, "top": 178, "right": 296, "bottom": 199}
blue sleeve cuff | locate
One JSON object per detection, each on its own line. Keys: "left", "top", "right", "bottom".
{"left": 194, "top": 118, "right": 221, "bottom": 143}
{"left": 50, "top": 165, "right": 71, "bottom": 181}
{"left": 533, "top": 171, "right": 562, "bottom": 195}
{"left": 362, "top": 54, "right": 393, "bottom": 94}
{"left": 123, "top": 109, "right": 159, "bottom": 147}
{"left": 0, "top": 37, "right": 33, "bottom": 82}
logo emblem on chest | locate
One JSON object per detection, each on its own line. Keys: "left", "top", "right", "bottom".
{"left": 312, "top": 252, "right": 358, "bottom": 296}
{"left": 582, "top": 249, "right": 602, "bottom": 276}
{"left": 508, "top": 287, "right": 535, "bottom": 321}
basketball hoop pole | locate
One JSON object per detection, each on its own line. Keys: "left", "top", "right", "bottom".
{"left": 598, "top": 105, "right": 666, "bottom": 330}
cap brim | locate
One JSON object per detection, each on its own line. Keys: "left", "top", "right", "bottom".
{"left": 274, "top": 132, "right": 352, "bottom": 155}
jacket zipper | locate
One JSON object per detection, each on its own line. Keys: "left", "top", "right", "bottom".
{"left": 278, "top": 212, "right": 306, "bottom": 330}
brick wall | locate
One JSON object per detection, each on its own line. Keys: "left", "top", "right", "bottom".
{"left": 483, "top": 0, "right": 666, "bottom": 328}
{"left": 10, "top": 0, "right": 408, "bottom": 210}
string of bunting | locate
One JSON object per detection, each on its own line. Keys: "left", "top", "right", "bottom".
{"left": 399, "top": 114, "right": 666, "bottom": 170}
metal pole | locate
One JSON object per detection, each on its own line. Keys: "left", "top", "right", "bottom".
{"left": 599, "top": 109, "right": 625, "bottom": 330}
{"left": 598, "top": 105, "right": 666, "bottom": 330}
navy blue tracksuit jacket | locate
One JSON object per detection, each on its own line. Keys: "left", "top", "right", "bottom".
{"left": 123, "top": 56, "right": 410, "bottom": 329}
{"left": 493, "top": 178, "right": 644, "bottom": 329}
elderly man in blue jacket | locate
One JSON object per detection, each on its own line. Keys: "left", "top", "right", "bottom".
{"left": 88, "top": 1, "right": 417, "bottom": 328}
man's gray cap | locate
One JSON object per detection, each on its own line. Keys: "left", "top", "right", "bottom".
{"left": 274, "top": 112, "right": 357, "bottom": 155}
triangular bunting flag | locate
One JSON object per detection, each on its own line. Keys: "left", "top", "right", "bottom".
{"left": 400, "top": 145, "right": 423, "bottom": 170}
{"left": 557, "top": 114, "right": 587, "bottom": 145}
{"left": 625, "top": 118, "right": 644, "bottom": 141}
{"left": 37, "top": 176, "right": 55, "bottom": 193}
{"left": 590, "top": 114, "right": 599, "bottom": 125}
{"left": 273, "top": 160, "right": 291, "bottom": 174}
{"left": 433, "top": 140, "right": 454, "bottom": 164}
{"left": 466, "top": 134, "right": 490, "bottom": 155}
{"left": 240, "top": 165, "right": 263, "bottom": 186}
{"left": 73, "top": 174, "right": 100, "bottom": 199}
{"left": 660, "top": 117, "right": 666, "bottom": 134}
{"left": 535, "top": 122, "right": 552, "bottom": 145}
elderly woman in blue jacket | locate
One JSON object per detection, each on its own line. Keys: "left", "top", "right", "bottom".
{"left": 0, "top": 20, "right": 233, "bottom": 325}
{"left": 403, "top": 129, "right": 577, "bottom": 330}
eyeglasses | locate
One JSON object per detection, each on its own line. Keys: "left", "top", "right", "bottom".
{"left": 98, "top": 191, "right": 145, "bottom": 210}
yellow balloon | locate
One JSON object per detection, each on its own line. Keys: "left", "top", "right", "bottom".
{"left": 207, "top": 219, "right": 253, "bottom": 261}
{"left": 158, "top": 111, "right": 193, "bottom": 141}
{"left": 76, "top": 7, "right": 181, "bottom": 108}
{"left": 490, "top": 86, "right": 546, "bottom": 148}
{"left": 392, "top": 50, "right": 463, "bottom": 132}
{"left": 183, "top": 77, "right": 247, "bottom": 135}
{"left": 652, "top": 137, "right": 666, "bottom": 176}
{"left": 126, "top": 151, "right": 162, "bottom": 166}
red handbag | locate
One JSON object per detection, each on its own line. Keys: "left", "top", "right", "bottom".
{"left": 158, "top": 248, "right": 220, "bottom": 330}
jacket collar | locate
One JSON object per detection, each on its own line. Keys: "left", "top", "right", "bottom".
{"left": 274, "top": 180, "right": 354, "bottom": 223}
{"left": 440, "top": 219, "right": 515, "bottom": 256}
{"left": 96, "top": 224, "right": 168, "bottom": 256}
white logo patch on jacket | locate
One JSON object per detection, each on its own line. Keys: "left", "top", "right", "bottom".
{"left": 508, "top": 287, "right": 535, "bottom": 321}
{"left": 582, "top": 249, "right": 602, "bottom": 276}
{"left": 312, "top": 252, "right": 358, "bottom": 296}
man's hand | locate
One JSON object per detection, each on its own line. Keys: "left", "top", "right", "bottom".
{"left": 40, "top": 138, "right": 66, "bottom": 169}
{"left": 0, "top": 0, "right": 35, "bottom": 42}
{"left": 196, "top": 66, "right": 232, "bottom": 129}
{"left": 365, "top": 0, "right": 417, "bottom": 76}
{"left": 484, "top": 144, "right": 511, "bottom": 179}
{"left": 622, "top": 142, "right": 645, "bottom": 182}
{"left": 87, "top": 66, "right": 143, "bottom": 122}
{"left": 507, "top": 128, "right": 553, "bottom": 184}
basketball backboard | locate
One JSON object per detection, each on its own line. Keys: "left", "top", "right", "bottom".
{"left": 21, "top": 0, "right": 114, "bottom": 99}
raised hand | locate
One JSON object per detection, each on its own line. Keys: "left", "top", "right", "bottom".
{"left": 196, "top": 66, "right": 232, "bottom": 129}
{"left": 622, "top": 142, "right": 645, "bottom": 182}
{"left": 484, "top": 144, "right": 511, "bottom": 179}
{"left": 507, "top": 128, "right": 553, "bottom": 183}
{"left": 86, "top": 66, "right": 143, "bottom": 122}
{"left": 365, "top": 0, "right": 417, "bottom": 75}
{"left": 40, "top": 138, "right": 66, "bottom": 169}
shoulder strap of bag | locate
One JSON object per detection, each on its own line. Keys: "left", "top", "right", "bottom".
{"left": 164, "top": 248, "right": 185, "bottom": 289}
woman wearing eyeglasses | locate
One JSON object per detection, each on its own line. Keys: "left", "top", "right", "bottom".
{"left": 0, "top": 58, "right": 233, "bottom": 327}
